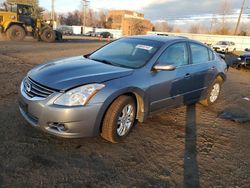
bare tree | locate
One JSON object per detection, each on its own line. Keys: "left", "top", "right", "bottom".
{"left": 58, "top": 10, "right": 81, "bottom": 26}
{"left": 172, "top": 26, "right": 182, "bottom": 33}
{"left": 238, "top": 20, "right": 250, "bottom": 36}
{"left": 188, "top": 23, "right": 201, "bottom": 34}
{"left": 97, "top": 10, "right": 108, "bottom": 28}
{"left": 216, "top": 0, "right": 232, "bottom": 35}
{"left": 130, "top": 20, "right": 148, "bottom": 35}
{"left": 209, "top": 14, "right": 218, "bottom": 34}
{"left": 154, "top": 21, "right": 173, "bottom": 32}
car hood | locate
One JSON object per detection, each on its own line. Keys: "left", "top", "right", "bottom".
{"left": 28, "top": 56, "right": 134, "bottom": 91}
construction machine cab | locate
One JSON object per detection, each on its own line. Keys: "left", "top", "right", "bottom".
{"left": 17, "top": 4, "right": 35, "bottom": 27}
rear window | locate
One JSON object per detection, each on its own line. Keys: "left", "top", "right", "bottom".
{"left": 208, "top": 49, "right": 215, "bottom": 61}
{"left": 190, "top": 43, "right": 209, "bottom": 64}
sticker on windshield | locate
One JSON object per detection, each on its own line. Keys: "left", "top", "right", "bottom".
{"left": 136, "top": 45, "right": 153, "bottom": 51}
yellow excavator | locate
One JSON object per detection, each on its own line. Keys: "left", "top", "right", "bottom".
{"left": 0, "top": 1, "right": 61, "bottom": 42}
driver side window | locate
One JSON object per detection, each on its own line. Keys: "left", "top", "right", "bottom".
{"left": 158, "top": 42, "right": 188, "bottom": 67}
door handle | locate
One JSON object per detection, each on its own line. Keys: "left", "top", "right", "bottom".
{"left": 184, "top": 73, "right": 191, "bottom": 79}
{"left": 210, "top": 66, "right": 216, "bottom": 70}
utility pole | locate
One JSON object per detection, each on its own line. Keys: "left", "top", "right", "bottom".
{"left": 51, "top": 0, "right": 55, "bottom": 21}
{"left": 82, "top": 0, "right": 89, "bottom": 34}
{"left": 234, "top": 0, "right": 246, "bottom": 35}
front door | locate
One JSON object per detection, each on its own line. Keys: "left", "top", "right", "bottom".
{"left": 149, "top": 42, "right": 194, "bottom": 112}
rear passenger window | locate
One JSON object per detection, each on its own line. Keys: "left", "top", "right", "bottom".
{"left": 208, "top": 49, "right": 215, "bottom": 61}
{"left": 158, "top": 42, "right": 189, "bottom": 67}
{"left": 190, "top": 43, "right": 209, "bottom": 64}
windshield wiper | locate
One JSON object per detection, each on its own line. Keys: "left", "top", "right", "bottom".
{"left": 90, "top": 58, "right": 114, "bottom": 66}
{"left": 90, "top": 58, "right": 132, "bottom": 69}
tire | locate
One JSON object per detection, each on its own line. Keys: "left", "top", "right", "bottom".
{"left": 101, "top": 96, "right": 136, "bottom": 143}
{"left": 0, "top": 33, "right": 7, "bottom": 40}
{"left": 40, "top": 29, "right": 56, "bottom": 43}
{"left": 6, "top": 25, "right": 25, "bottom": 41}
{"left": 200, "top": 78, "right": 223, "bottom": 106}
{"left": 55, "top": 30, "right": 63, "bottom": 41}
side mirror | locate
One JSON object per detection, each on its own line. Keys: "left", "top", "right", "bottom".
{"left": 83, "top": 54, "right": 91, "bottom": 58}
{"left": 153, "top": 64, "right": 176, "bottom": 71}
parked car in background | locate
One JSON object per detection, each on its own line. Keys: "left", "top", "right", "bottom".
{"left": 212, "top": 41, "right": 236, "bottom": 53}
{"left": 232, "top": 49, "right": 250, "bottom": 68}
{"left": 19, "top": 35, "right": 227, "bottom": 143}
{"left": 56, "top": 26, "right": 73, "bottom": 36}
{"left": 85, "top": 31, "right": 97, "bottom": 37}
{"left": 99, "top": 32, "right": 113, "bottom": 38}
{"left": 62, "top": 29, "right": 73, "bottom": 35}
{"left": 85, "top": 31, "right": 94, "bottom": 36}
{"left": 85, "top": 31, "right": 101, "bottom": 37}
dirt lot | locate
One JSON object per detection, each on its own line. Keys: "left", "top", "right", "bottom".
{"left": 0, "top": 38, "right": 250, "bottom": 188}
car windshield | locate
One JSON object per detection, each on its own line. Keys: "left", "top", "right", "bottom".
{"left": 217, "top": 41, "right": 229, "bottom": 45}
{"left": 89, "top": 38, "right": 164, "bottom": 68}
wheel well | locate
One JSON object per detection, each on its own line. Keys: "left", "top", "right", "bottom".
{"left": 6, "top": 23, "right": 26, "bottom": 32}
{"left": 99, "top": 92, "right": 145, "bottom": 133}
{"left": 216, "top": 74, "right": 225, "bottom": 82}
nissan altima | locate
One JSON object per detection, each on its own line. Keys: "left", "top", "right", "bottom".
{"left": 19, "top": 35, "right": 227, "bottom": 143}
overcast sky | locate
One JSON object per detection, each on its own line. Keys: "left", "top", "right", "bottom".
{"left": 143, "top": 0, "right": 248, "bottom": 19}
{"left": 1, "top": 0, "right": 249, "bottom": 23}
{"left": 39, "top": 0, "right": 249, "bottom": 16}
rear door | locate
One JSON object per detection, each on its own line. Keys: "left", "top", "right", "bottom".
{"left": 185, "top": 42, "right": 216, "bottom": 101}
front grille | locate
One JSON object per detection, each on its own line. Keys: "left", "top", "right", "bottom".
{"left": 23, "top": 77, "right": 56, "bottom": 98}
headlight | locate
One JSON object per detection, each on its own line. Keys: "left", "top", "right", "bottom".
{"left": 54, "top": 84, "right": 105, "bottom": 106}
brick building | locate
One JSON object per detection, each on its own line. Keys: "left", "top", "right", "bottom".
{"left": 107, "top": 10, "right": 153, "bottom": 36}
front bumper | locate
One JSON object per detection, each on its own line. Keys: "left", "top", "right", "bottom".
{"left": 19, "top": 81, "right": 103, "bottom": 138}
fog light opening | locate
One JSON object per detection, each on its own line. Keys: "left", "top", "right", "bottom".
{"left": 48, "top": 122, "right": 68, "bottom": 132}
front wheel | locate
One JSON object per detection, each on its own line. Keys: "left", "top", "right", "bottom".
{"left": 6, "top": 25, "right": 25, "bottom": 41}
{"left": 40, "top": 29, "right": 56, "bottom": 43}
{"left": 200, "top": 78, "right": 223, "bottom": 106}
{"left": 101, "top": 96, "right": 136, "bottom": 143}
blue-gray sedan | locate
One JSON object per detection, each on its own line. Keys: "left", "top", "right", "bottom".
{"left": 19, "top": 35, "right": 227, "bottom": 143}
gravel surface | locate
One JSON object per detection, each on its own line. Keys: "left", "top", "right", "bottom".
{"left": 0, "top": 39, "right": 249, "bottom": 188}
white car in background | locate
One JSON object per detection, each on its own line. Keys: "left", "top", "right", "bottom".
{"left": 212, "top": 41, "right": 236, "bottom": 53}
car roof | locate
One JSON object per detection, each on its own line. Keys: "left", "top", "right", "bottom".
{"left": 127, "top": 35, "right": 186, "bottom": 43}
{"left": 126, "top": 35, "right": 206, "bottom": 46}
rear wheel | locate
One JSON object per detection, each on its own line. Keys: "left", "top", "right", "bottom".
{"left": 6, "top": 25, "right": 25, "bottom": 41}
{"left": 41, "top": 29, "right": 56, "bottom": 43}
{"left": 101, "top": 96, "right": 136, "bottom": 143}
{"left": 200, "top": 78, "right": 223, "bottom": 106}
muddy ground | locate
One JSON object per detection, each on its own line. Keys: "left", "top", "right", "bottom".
{"left": 0, "top": 38, "right": 249, "bottom": 188}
